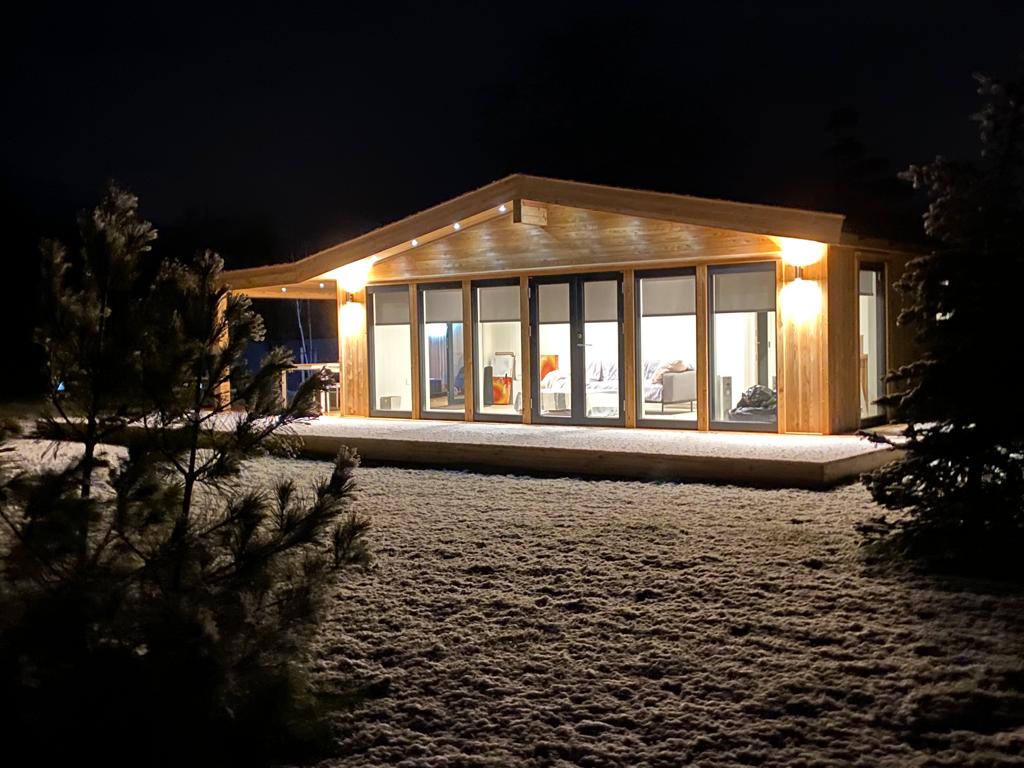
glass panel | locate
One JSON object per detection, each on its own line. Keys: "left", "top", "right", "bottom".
{"left": 859, "top": 268, "right": 886, "bottom": 419}
{"left": 476, "top": 285, "right": 522, "bottom": 418}
{"left": 583, "top": 280, "right": 620, "bottom": 418}
{"left": 638, "top": 274, "right": 697, "bottom": 424}
{"left": 711, "top": 266, "right": 777, "bottom": 427}
{"left": 537, "top": 282, "right": 571, "bottom": 418}
{"left": 371, "top": 290, "right": 411, "bottom": 413}
{"left": 422, "top": 288, "right": 465, "bottom": 415}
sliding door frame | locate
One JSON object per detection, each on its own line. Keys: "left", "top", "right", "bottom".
{"left": 417, "top": 281, "right": 465, "bottom": 421}
{"left": 634, "top": 266, "right": 700, "bottom": 430}
{"left": 529, "top": 271, "right": 625, "bottom": 427}
{"left": 707, "top": 261, "right": 779, "bottom": 433}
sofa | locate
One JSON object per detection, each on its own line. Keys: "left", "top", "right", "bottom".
{"left": 642, "top": 360, "right": 696, "bottom": 413}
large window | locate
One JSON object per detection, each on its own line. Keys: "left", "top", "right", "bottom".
{"left": 859, "top": 266, "right": 886, "bottom": 421}
{"left": 636, "top": 270, "right": 697, "bottom": 426}
{"left": 473, "top": 280, "right": 522, "bottom": 421}
{"left": 536, "top": 282, "right": 573, "bottom": 419}
{"left": 709, "top": 263, "right": 777, "bottom": 430}
{"left": 367, "top": 286, "right": 412, "bottom": 417}
{"left": 419, "top": 284, "right": 465, "bottom": 418}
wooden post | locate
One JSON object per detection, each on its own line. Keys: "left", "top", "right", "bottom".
{"left": 519, "top": 276, "right": 532, "bottom": 424}
{"left": 409, "top": 284, "right": 422, "bottom": 419}
{"left": 695, "top": 265, "right": 709, "bottom": 431}
{"left": 462, "top": 280, "right": 475, "bottom": 421}
{"left": 622, "top": 269, "right": 637, "bottom": 428}
{"left": 336, "top": 286, "right": 369, "bottom": 416}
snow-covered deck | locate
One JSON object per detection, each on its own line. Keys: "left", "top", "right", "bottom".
{"left": 290, "top": 417, "right": 898, "bottom": 488}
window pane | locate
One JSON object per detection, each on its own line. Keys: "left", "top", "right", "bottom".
{"left": 422, "top": 288, "right": 464, "bottom": 415}
{"left": 638, "top": 274, "right": 697, "bottom": 424}
{"left": 583, "top": 280, "right": 620, "bottom": 418}
{"left": 476, "top": 284, "right": 522, "bottom": 418}
{"left": 370, "top": 289, "right": 411, "bottom": 414}
{"left": 537, "top": 283, "right": 571, "bottom": 417}
{"left": 859, "top": 268, "right": 886, "bottom": 419}
{"left": 711, "top": 266, "right": 777, "bottom": 427}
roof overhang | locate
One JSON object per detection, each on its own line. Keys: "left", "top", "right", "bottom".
{"left": 223, "top": 174, "right": 846, "bottom": 292}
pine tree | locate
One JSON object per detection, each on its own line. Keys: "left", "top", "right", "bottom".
{"left": 862, "top": 74, "right": 1024, "bottom": 572}
{"left": 1, "top": 189, "right": 371, "bottom": 766}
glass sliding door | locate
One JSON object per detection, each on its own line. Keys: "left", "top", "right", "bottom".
{"left": 635, "top": 269, "right": 698, "bottom": 427}
{"left": 709, "top": 263, "right": 778, "bottom": 431}
{"left": 472, "top": 279, "right": 523, "bottom": 421}
{"left": 418, "top": 284, "right": 465, "bottom": 419}
{"left": 367, "top": 286, "right": 412, "bottom": 417}
{"left": 859, "top": 265, "right": 886, "bottom": 422}
{"left": 530, "top": 273, "right": 623, "bottom": 425}
{"left": 535, "top": 281, "right": 573, "bottom": 419}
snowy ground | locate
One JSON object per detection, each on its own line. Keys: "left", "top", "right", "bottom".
{"left": 7, "top": 441, "right": 1024, "bottom": 767}
{"left": 290, "top": 416, "right": 893, "bottom": 463}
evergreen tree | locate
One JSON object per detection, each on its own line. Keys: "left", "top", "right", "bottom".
{"left": 863, "top": 75, "right": 1024, "bottom": 572}
{"left": 1, "top": 189, "right": 371, "bottom": 766}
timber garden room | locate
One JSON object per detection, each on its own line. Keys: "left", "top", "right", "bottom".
{"left": 222, "top": 174, "right": 913, "bottom": 436}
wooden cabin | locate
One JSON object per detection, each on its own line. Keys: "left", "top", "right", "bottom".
{"left": 222, "top": 174, "right": 916, "bottom": 435}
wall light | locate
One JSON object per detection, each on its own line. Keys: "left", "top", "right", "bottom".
{"left": 329, "top": 257, "right": 376, "bottom": 294}
{"left": 781, "top": 275, "right": 822, "bottom": 325}
{"left": 773, "top": 236, "right": 826, "bottom": 267}
{"left": 339, "top": 298, "right": 365, "bottom": 338}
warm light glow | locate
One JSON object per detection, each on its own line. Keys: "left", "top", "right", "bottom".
{"left": 339, "top": 299, "right": 365, "bottom": 337}
{"left": 781, "top": 277, "right": 822, "bottom": 324}
{"left": 281, "top": 287, "right": 287, "bottom": 293}
{"left": 329, "top": 257, "right": 375, "bottom": 294}
{"left": 411, "top": 238, "right": 418, "bottom": 247}
{"left": 498, "top": 204, "right": 507, "bottom": 213}
{"left": 318, "top": 282, "right": 325, "bottom": 289}
{"left": 453, "top": 222, "right": 461, "bottom": 230}
{"left": 773, "top": 236, "right": 826, "bottom": 267}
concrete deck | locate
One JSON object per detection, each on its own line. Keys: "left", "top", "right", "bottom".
{"left": 289, "top": 417, "right": 899, "bottom": 489}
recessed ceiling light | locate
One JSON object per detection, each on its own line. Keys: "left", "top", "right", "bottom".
{"left": 498, "top": 204, "right": 507, "bottom": 213}
{"left": 453, "top": 222, "right": 461, "bottom": 230}
{"left": 411, "top": 239, "right": 418, "bottom": 247}
{"left": 319, "top": 282, "right": 325, "bottom": 289}
{"left": 281, "top": 287, "right": 287, "bottom": 293}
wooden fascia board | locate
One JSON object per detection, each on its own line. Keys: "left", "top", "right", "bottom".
{"left": 516, "top": 175, "right": 846, "bottom": 244}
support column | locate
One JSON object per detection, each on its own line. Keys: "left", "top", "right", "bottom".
{"left": 695, "top": 265, "right": 710, "bottom": 431}
{"left": 336, "top": 286, "right": 369, "bottom": 416}
{"left": 462, "top": 280, "right": 475, "bottom": 421}
{"left": 622, "top": 270, "right": 637, "bottom": 428}
{"left": 519, "top": 276, "right": 532, "bottom": 424}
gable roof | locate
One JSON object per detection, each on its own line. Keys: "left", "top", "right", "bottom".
{"left": 222, "top": 174, "right": 846, "bottom": 290}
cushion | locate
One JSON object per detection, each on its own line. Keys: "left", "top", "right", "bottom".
{"left": 652, "top": 359, "right": 692, "bottom": 384}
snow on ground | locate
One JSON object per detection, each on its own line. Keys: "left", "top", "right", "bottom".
{"left": 7, "top": 440, "right": 1024, "bottom": 767}
{"left": 291, "top": 416, "right": 892, "bottom": 463}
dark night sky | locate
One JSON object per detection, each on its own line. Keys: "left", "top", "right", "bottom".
{"left": 1, "top": 1, "right": 1022, "bottom": 393}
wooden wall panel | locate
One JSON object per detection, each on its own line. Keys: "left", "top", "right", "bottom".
{"left": 336, "top": 287, "right": 369, "bottom": 416}
{"left": 827, "top": 247, "right": 859, "bottom": 434}
{"left": 519, "top": 277, "right": 532, "bottom": 424}
{"left": 409, "top": 284, "right": 422, "bottom": 419}
{"left": 462, "top": 280, "right": 475, "bottom": 421}
{"left": 695, "top": 266, "right": 710, "bottom": 431}
{"left": 780, "top": 257, "right": 828, "bottom": 434}
{"left": 622, "top": 270, "right": 637, "bottom": 428}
